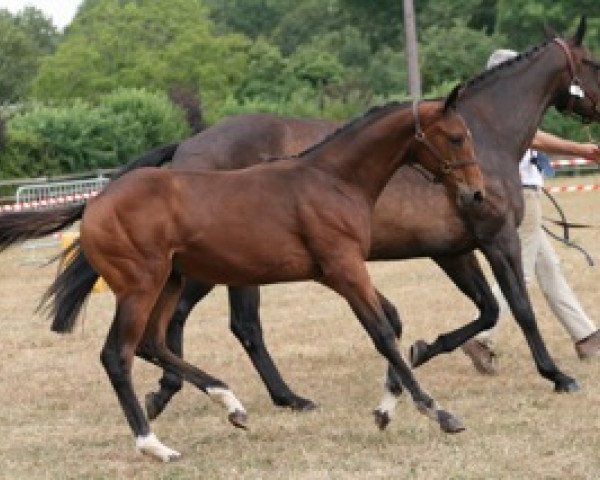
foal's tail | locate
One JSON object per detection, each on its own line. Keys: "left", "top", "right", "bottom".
{"left": 0, "top": 204, "right": 85, "bottom": 252}
{"left": 0, "top": 143, "right": 178, "bottom": 252}
{"left": 39, "top": 241, "right": 99, "bottom": 333}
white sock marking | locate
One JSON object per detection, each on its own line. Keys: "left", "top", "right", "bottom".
{"left": 206, "top": 386, "right": 246, "bottom": 414}
{"left": 136, "top": 432, "right": 181, "bottom": 462}
{"left": 377, "top": 389, "right": 400, "bottom": 416}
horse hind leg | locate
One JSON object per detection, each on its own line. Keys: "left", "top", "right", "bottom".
{"left": 140, "top": 273, "right": 248, "bottom": 429}
{"left": 144, "top": 279, "right": 215, "bottom": 421}
{"left": 228, "top": 285, "right": 316, "bottom": 411}
{"left": 101, "top": 295, "right": 181, "bottom": 463}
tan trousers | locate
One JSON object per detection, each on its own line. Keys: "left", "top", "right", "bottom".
{"left": 477, "top": 189, "right": 596, "bottom": 344}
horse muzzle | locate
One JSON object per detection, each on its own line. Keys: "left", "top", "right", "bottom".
{"left": 456, "top": 183, "right": 485, "bottom": 207}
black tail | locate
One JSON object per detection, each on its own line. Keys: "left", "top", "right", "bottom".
{"left": 0, "top": 204, "right": 85, "bottom": 252}
{"left": 39, "top": 240, "right": 99, "bottom": 333}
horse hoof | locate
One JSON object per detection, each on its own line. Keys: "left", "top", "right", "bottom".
{"left": 228, "top": 409, "right": 248, "bottom": 429}
{"left": 554, "top": 377, "right": 580, "bottom": 393}
{"left": 409, "top": 340, "right": 429, "bottom": 368}
{"left": 290, "top": 397, "right": 318, "bottom": 412}
{"left": 373, "top": 409, "right": 391, "bottom": 431}
{"left": 145, "top": 392, "right": 162, "bottom": 421}
{"left": 437, "top": 410, "right": 466, "bottom": 434}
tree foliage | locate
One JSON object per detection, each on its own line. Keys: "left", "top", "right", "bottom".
{"left": 0, "top": 7, "right": 58, "bottom": 103}
{"left": 0, "top": 0, "right": 598, "bottom": 177}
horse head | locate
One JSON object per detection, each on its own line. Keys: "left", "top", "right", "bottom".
{"left": 548, "top": 17, "right": 600, "bottom": 122}
{"left": 412, "top": 84, "right": 485, "bottom": 207}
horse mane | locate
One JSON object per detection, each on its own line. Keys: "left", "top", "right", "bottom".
{"left": 461, "top": 38, "right": 553, "bottom": 95}
{"left": 267, "top": 101, "right": 411, "bottom": 163}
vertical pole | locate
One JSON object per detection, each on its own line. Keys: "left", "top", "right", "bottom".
{"left": 403, "top": 0, "right": 421, "bottom": 98}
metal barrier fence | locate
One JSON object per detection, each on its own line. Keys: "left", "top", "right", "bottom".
{"left": 15, "top": 176, "right": 109, "bottom": 264}
{"left": 15, "top": 176, "right": 109, "bottom": 209}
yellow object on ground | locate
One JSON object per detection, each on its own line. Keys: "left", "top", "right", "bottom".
{"left": 59, "top": 231, "right": 108, "bottom": 293}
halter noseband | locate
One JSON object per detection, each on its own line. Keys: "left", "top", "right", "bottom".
{"left": 411, "top": 99, "right": 476, "bottom": 180}
{"left": 553, "top": 37, "right": 600, "bottom": 116}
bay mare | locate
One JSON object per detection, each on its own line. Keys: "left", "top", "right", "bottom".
{"left": 41, "top": 95, "right": 484, "bottom": 461}
{"left": 0, "top": 19, "right": 599, "bottom": 435}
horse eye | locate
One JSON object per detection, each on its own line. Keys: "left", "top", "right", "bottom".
{"left": 448, "top": 135, "right": 463, "bottom": 146}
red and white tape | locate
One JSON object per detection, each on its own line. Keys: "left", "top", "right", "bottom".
{"left": 0, "top": 190, "right": 99, "bottom": 213}
{"left": 546, "top": 184, "right": 600, "bottom": 194}
{"left": 550, "top": 158, "right": 595, "bottom": 168}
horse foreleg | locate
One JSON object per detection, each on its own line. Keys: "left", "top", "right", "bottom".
{"left": 144, "top": 279, "right": 214, "bottom": 420}
{"left": 228, "top": 285, "right": 316, "bottom": 411}
{"left": 101, "top": 296, "right": 181, "bottom": 463}
{"left": 324, "top": 259, "right": 464, "bottom": 434}
{"left": 481, "top": 238, "right": 579, "bottom": 392}
{"left": 372, "top": 290, "right": 404, "bottom": 430}
{"left": 408, "top": 253, "right": 500, "bottom": 368}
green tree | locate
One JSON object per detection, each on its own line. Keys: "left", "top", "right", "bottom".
{"left": 31, "top": 0, "right": 251, "bottom": 122}
{"left": 0, "top": 7, "right": 58, "bottom": 103}
{"left": 420, "top": 21, "right": 505, "bottom": 91}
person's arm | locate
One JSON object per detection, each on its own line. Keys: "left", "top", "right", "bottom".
{"left": 532, "top": 130, "right": 600, "bottom": 163}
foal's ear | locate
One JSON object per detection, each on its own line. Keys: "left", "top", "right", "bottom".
{"left": 543, "top": 23, "right": 558, "bottom": 39}
{"left": 572, "top": 16, "right": 587, "bottom": 46}
{"left": 443, "top": 83, "right": 463, "bottom": 113}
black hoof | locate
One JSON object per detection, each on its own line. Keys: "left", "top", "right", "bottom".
{"left": 437, "top": 410, "right": 466, "bottom": 434}
{"left": 373, "top": 409, "right": 391, "bottom": 431}
{"left": 274, "top": 394, "right": 317, "bottom": 412}
{"left": 145, "top": 392, "right": 164, "bottom": 421}
{"left": 228, "top": 409, "right": 248, "bottom": 429}
{"left": 554, "top": 377, "right": 581, "bottom": 393}
{"left": 409, "top": 340, "right": 429, "bottom": 368}
{"left": 289, "top": 397, "right": 318, "bottom": 412}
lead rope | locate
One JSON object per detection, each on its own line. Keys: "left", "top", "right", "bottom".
{"left": 541, "top": 186, "right": 595, "bottom": 266}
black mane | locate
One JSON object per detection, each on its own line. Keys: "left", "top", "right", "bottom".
{"left": 462, "top": 38, "right": 553, "bottom": 93}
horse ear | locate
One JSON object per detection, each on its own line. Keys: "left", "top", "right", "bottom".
{"left": 572, "top": 16, "right": 587, "bottom": 46}
{"left": 543, "top": 23, "right": 558, "bottom": 39}
{"left": 443, "top": 83, "right": 462, "bottom": 113}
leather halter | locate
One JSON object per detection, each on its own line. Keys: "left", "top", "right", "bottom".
{"left": 553, "top": 37, "right": 600, "bottom": 115}
{"left": 411, "top": 99, "right": 477, "bottom": 179}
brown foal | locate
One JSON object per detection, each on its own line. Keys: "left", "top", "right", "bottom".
{"left": 50, "top": 89, "right": 484, "bottom": 461}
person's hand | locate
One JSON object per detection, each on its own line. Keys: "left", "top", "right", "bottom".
{"left": 579, "top": 143, "right": 600, "bottom": 163}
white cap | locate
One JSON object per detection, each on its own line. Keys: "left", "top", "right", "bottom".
{"left": 486, "top": 49, "right": 518, "bottom": 69}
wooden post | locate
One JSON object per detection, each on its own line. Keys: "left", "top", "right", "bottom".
{"left": 403, "top": 0, "right": 421, "bottom": 98}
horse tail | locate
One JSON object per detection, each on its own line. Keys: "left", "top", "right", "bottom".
{"left": 39, "top": 240, "right": 99, "bottom": 333}
{"left": 0, "top": 204, "right": 85, "bottom": 252}
{"left": 0, "top": 143, "right": 178, "bottom": 252}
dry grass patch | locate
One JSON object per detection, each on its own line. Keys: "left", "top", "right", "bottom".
{"left": 0, "top": 179, "right": 599, "bottom": 479}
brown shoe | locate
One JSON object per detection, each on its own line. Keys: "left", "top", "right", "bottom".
{"left": 575, "top": 330, "right": 600, "bottom": 360}
{"left": 461, "top": 338, "right": 498, "bottom": 375}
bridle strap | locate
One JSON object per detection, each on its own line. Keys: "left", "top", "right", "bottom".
{"left": 411, "top": 100, "right": 477, "bottom": 181}
{"left": 553, "top": 38, "right": 576, "bottom": 79}
{"left": 553, "top": 37, "right": 600, "bottom": 115}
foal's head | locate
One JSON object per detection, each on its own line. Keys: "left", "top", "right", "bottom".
{"left": 411, "top": 85, "right": 485, "bottom": 207}
{"left": 548, "top": 17, "right": 600, "bottom": 122}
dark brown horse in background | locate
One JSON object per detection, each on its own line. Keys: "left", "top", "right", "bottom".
{"left": 35, "top": 95, "right": 483, "bottom": 461}
{"left": 143, "top": 19, "right": 600, "bottom": 423}
{"left": 1, "top": 18, "right": 599, "bottom": 426}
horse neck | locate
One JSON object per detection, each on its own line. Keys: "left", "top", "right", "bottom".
{"left": 306, "top": 106, "right": 416, "bottom": 205}
{"left": 459, "top": 43, "right": 569, "bottom": 164}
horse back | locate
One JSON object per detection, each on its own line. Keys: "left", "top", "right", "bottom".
{"left": 172, "top": 114, "right": 338, "bottom": 171}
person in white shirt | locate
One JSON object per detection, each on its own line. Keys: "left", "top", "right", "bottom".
{"left": 462, "top": 49, "right": 600, "bottom": 374}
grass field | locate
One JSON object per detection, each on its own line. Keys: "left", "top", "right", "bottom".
{"left": 0, "top": 177, "right": 599, "bottom": 479}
